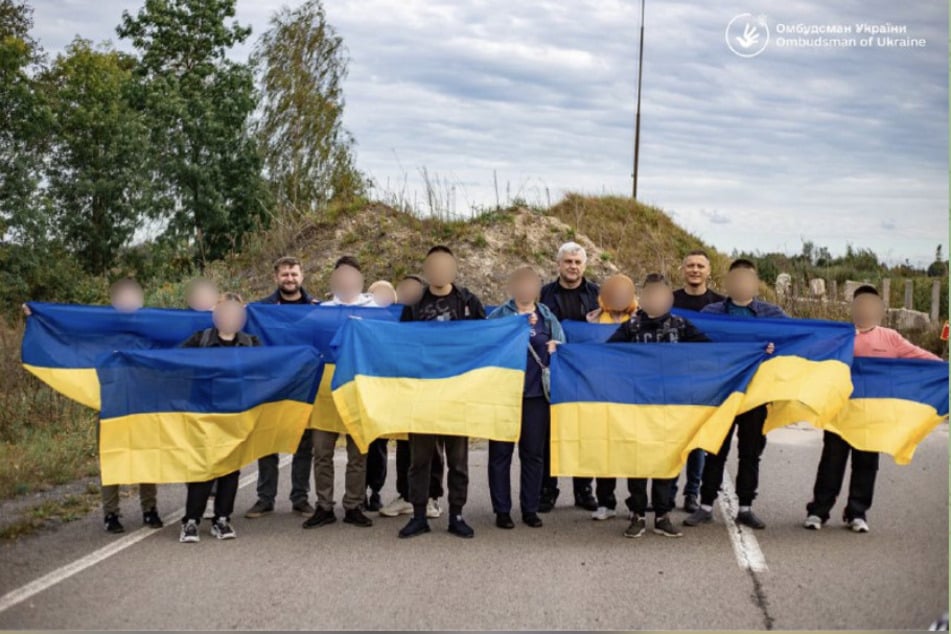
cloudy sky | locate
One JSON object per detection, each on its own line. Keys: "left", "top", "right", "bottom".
{"left": 28, "top": 0, "right": 948, "bottom": 266}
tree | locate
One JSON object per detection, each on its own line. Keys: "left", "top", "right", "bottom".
{"left": 927, "top": 244, "right": 947, "bottom": 278}
{"left": 117, "top": 0, "right": 269, "bottom": 266}
{"left": 39, "top": 39, "right": 154, "bottom": 274}
{"left": 253, "top": 0, "right": 365, "bottom": 216}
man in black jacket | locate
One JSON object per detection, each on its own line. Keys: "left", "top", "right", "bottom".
{"left": 538, "top": 241, "right": 600, "bottom": 512}
{"left": 245, "top": 257, "right": 319, "bottom": 519}
{"left": 399, "top": 246, "right": 486, "bottom": 540}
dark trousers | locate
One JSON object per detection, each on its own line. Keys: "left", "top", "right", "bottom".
{"left": 256, "top": 429, "right": 313, "bottom": 505}
{"left": 700, "top": 406, "right": 768, "bottom": 507}
{"left": 409, "top": 434, "right": 466, "bottom": 516}
{"left": 185, "top": 471, "right": 240, "bottom": 522}
{"left": 595, "top": 477, "right": 618, "bottom": 509}
{"left": 395, "top": 439, "right": 443, "bottom": 500}
{"left": 671, "top": 448, "right": 706, "bottom": 499}
{"left": 541, "top": 422, "right": 594, "bottom": 499}
{"left": 366, "top": 438, "right": 389, "bottom": 494}
{"left": 488, "top": 396, "right": 548, "bottom": 514}
{"left": 627, "top": 478, "right": 676, "bottom": 516}
{"left": 807, "top": 431, "right": 879, "bottom": 521}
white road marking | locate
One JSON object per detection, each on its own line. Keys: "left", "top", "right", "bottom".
{"left": 717, "top": 471, "right": 769, "bottom": 573}
{"left": 0, "top": 456, "right": 292, "bottom": 614}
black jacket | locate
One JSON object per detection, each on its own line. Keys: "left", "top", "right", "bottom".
{"left": 180, "top": 328, "right": 261, "bottom": 348}
{"left": 401, "top": 285, "right": 486, "bottom": 322}
{"left": 255, "top": 288, "right": 317, "bottom": 305}
{"left": 539, "top": 277, "right": 600, "bottom": 321}
{"left": 606, "top": 310, "right": 710, "bottom": 344}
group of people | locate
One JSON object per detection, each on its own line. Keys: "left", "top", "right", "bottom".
{"left": 22, "top": 241, "right": 941, "bottom": 544}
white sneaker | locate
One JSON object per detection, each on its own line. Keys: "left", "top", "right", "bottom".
{"left": 591, "top": 506, "right": 617, "bottom": 521}
{"left": 179, "top": 519, "right": 200, "bottom": 543}
{"left": 378, "top": 496, "right": 413, "bottom": 517}
{"left": 803, "top": 515, "right": 823, "bottom": 530}
{"left": 849, "top": 518, "right": 870, "bottom": 533}
{"left": 426, "top": 498, "right": 442, "bottom": 519}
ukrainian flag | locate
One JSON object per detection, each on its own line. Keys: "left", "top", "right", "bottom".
{"left": 245, "top": 304, "right": 401, "bottom": 435}
{"left": 21, "top": 303, "right": 212, "bottom": 409}
{"left": 96, "top": 345, "right": 322, "bottom": 485}
{"left": 331, "top": 316, "right": 529, "bottom": 452}
{"left": 821, "top": 356, "right": 949, "bottom": 464}
{"left": 550, "top": 342, "right": 766, "bottom": 478}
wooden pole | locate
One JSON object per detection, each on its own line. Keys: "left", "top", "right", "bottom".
{"left": 904, "top": 279, "right": 913, "bottom": 309}
{"left": 881, "top": 278, "right": 891, "bottom": 308}
{"left": 931, "top": 279, "right": 941, "bottom": 322}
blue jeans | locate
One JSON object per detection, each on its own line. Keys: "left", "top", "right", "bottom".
{"left": 671, "top": 448, "right": 706, "bottom": 499}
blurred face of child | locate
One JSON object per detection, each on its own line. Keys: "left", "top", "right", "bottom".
{"left": 509, "top": 271, "right": 541, "bottom": 306}
{"left": 423, "top": 252, "right": 457, "bottom": 289}
{"left": 111, "top": 287, "right": 144, "bottom": 312}
{"left": 187, "top": 283, "right": 218, "bottom": 312}
{"left": 852, "top": 293, "right": 885, "bottom": 330}
{"left": 331, "top": 265, "right": 364, "bottom": 303}
{"left": 725, "top": 267, "right": 759, "bottom": 303}
{"left": 639, "top": 282, "right": 674, "bottom": 317}
{"left": 396, "top": 278, "right": 425, "bottom": 305}
{"left": 602, "top": 281, "right": 636, "bottom": 313}
{"left": 213, "top": 300, "right": 247, "bottom": 335}
{"left": 371, "top": 287, "right": 395, "bottom": 307}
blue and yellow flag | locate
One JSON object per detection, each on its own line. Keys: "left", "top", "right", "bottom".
{"left": 820, "top": 356, "right": 948, "bottom": 464}
{"left": 246, "top": 304, "right": 401, "bottom": 435}
{"left": 331, "top": 316, "right": 529, "bottom": 452}
{"left": 550, "top": 342, "right": 766, "bottom": 478}
{"left": 96, "top": 346, "right": 322, "bottom": 485}
{"left": 21, "top": 303, "right": 213, "bottom": 409}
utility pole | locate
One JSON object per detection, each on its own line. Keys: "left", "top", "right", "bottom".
{"left": 632, "top": 0, "right": 645, "bottom": 199}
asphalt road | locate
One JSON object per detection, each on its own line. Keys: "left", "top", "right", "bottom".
{"left": 0, "top": 423, "right": 947, "bottom": 630}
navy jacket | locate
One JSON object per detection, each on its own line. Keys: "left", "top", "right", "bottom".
{"left": 255, "top": 288, "right": 318, "bottom": 305}
{"left": 701, "top": 297, "right": 788, "bottom": 318}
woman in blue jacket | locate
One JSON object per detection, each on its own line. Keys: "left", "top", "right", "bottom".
{"left": 487, "top": 266, "right": 566, "bottom": 529}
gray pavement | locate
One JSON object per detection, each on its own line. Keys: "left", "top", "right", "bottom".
{"left": 0, "top": 423, "right": 947, "bottom": 630}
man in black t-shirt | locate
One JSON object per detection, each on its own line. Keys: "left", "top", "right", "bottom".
{"left": 399, "top": 246, "right": 486, "bottom": 540}
{"left": 670, "top": 249, "right": 724, "bottom": 513}
{"left": 538, "top": 242, "right": 601, "bottom": 513}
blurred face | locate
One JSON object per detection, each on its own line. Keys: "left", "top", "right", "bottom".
{"left": 725, "top": 267, "right": 759, "bottom": 303}
{"left": 509, "top": 271, "right": 542, "bottom": 306}
{"left": 423, "top": 252, "right": 457, "bottom": 288}
{"left": 603, "top": 281, "right": 636, "bottom": 313}
{"left": 639, "top": 283, "right": 674, "bottom": 317}
{"left": 852, "top": 293, "right": 885, "bottom": 330}
{"left": 396, "top": 278, "right": 425, "bottom": 305}
{"left": 274, "top": 264, "right": 303, "bottom": 295}
{"left": 371, "top": 287, "right": 395, "bottom": 307}
{"left": 111, "top": 287, "right": 144, "bottom": 312}
{"left": 682, "top": 255, "right": 711, "bottom": 289}
{"left": 330, "top": 265, "right": 364, "bottom": 303}
{"left": 213, "top": 300, "right": 247, "bottom": 335}
{"left": 557, "top": 251, "right": 586, "bottom": 285}
{"left": 186, "top": 283, "right": 218, "bottom": 312}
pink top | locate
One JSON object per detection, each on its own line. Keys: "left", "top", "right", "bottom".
{"left": 854, "top": 326, "right": 941, "bottom": 360}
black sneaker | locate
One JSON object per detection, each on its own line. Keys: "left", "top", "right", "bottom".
{"left": 211, "top": 517, "right": 236, "bottom": 540}
{"left": 142, "top": 508, "right": 163, "bottom": 529}
{"left": 574, "top": 490, "right": 598, "bottom": 512}
{"left": 522, "top": 512, "right": 543, "bottom": 528}
{"left": 398, "top": 516, "right": 431, "bottom": 539}
{"left": 653, "top": 514, "right": 683, "bottom": 537}
{"left": 683, "top": 506, "right": 713, "bottom": 526}
{"left": 624, "top": 515, "right": 647, "bottom": 538}
{"left": 104, "top": 512, "right": 124, "bottom": 534}
{"left": 244, "top": 500, "right": 274, "bottom": 519}
{"left": 538, "top": 487, "right": 559, "bottom": 513}
{"left": 683, "top": 494, "right": 700, "bottom": 513}
{"left": 495, "top": 512, "right": 515, "bottom": 529}
{"left": 302, "top": 507, "right": 337, "bottom": 529}
{"left": 179, "top": 519, "right": 200, "bottom": 543}
{"left": 448, "top": 515, "right": 475, "bottom": 538}
{"left": 365, "top": 491, "right": 382, "bottom": 512}
{"left": 343, "top": 508, "right": 373, "bottom": 527}
{"left": 292, "top": 500, "right": 316, "bottom": 516}
{"left": 736, "top": 509, "right": 766, "bottom": 530}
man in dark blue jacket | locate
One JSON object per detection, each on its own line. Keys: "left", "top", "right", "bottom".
{"left": 538, "top": 241, "right": 601, "bottom": 513}
{"left": 244, "top": 256, "right": 319, "bottom": 519}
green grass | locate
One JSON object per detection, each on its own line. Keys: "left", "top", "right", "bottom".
{"left": 0, "top": 489, "right": 100, "bottom": 541}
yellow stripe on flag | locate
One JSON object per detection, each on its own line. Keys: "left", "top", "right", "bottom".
{"left": 743, "top": 356, "right": 853, "bottom": 430}
{"left": 23, "top": 364, "right": 101, "bottom": 410}
{"left": 825, "top": 397, "right": 946, "bottom": 465}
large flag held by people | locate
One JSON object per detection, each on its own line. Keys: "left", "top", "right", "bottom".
{"left": 331, "top": 316, "right": 529, "bottom": 452}
{"left": 96, "top": 346, "right": 323, "bottom": 485}
{"left": 245, "top": 304, "right": 401, "bottom": 435}
{"left": 549, "top": 342, "right": 766, "bottom": 478}
{"left": 21, "top": 303, "right": 213, "bottom": 409}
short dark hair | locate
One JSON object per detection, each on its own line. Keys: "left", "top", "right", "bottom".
{"left": 426, "top": 245, "right": 454, "bottom": 258}
{"left": 402, "top": 274, "right": 426, "bottom": 285}
{"left": 642, "top": 273, "right": 670, "bottom": 287}
{"left": 109, "top": 277, "right": 142, "bottom": 297}
{"left": 219, "top": 291, "right": 244, "bottom": 303}
{"left": 852, "top": 285, "right": 879, "bottom": 299}
{"left": 273, "top": 256, "right": 302, "bottom": 272}
{"left": 333, "top": 255, "right": 361, "bottom": 272}
{"left": 684, "top": 249, "right": 710, "bottom": 260}
{"left": 729, "top": 258, "right": 757, "bottom": 272}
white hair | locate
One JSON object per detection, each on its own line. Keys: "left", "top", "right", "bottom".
{"left": 556, "top": 241, "right": 587, "bottom": 263}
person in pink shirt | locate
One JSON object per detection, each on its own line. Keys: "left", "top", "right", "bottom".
{"left": 804, "top": 285, "right": 940, "bottom": 533}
